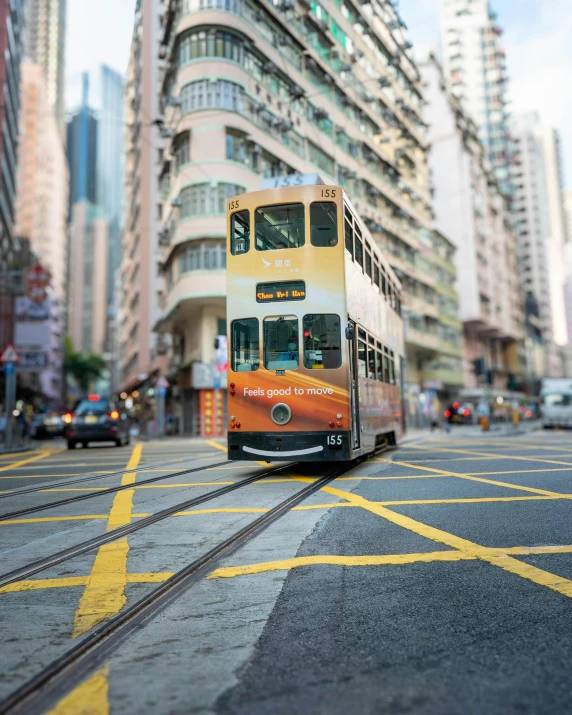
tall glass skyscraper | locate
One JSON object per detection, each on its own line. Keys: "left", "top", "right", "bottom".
{"left": 67, "top": 66, "right": 124, "bottom": 305}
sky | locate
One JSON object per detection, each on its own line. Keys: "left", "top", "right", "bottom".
{"left": 400, "top": 0, "right": 572, "bottom": 190}
{"left": 65, "top": 0, "right": 571, "bottom": 190}
{"left": 65, "top": 0, "right": 137, "bottom": 83}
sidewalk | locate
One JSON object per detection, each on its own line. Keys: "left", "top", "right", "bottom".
{"left": 0, "top": 443, "right": 34, "bottom": 455}
{"left": 405, "top": 420, "right": 542, "bottom": 443}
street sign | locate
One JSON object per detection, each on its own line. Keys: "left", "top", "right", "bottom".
{"left": 0, "top": 345, "right": 19, "bottom": 363}
{"left": 3, "top": 362, "right": 15, "bottom": 375}
{"left": 156, "top": 376, "right": 170, "bottom": 389}
{"left": 16, "top": 350, "right": 48, "bottom": 372}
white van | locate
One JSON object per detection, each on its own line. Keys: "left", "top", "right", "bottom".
{"left": 541, "top": 378, "right": 572, "bottom": 428}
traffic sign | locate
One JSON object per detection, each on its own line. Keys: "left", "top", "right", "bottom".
{"left": 157, "top": 386, "right": 167, "bottom": 397}
{"left": 3, "top": 362, "right": 15, "bottom": 376}
{"left": 156, "top": 376, "right": 170, "bottom": 389}
{"left": 0, "top": 345, "right": 19, "bottom": 363}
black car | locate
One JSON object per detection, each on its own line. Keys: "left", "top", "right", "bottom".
{"left": 66, "top": 396, "right": 130, "bottom": 449}
{"left": 31, "top": 412, "right": 65, "bottom": 439}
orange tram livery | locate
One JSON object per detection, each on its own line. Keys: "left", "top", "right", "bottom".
{"left": 226, "top": 175, "right": 405, "bottom": 462}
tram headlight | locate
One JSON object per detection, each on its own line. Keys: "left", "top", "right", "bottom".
{"left": 271, "top": 403, "right": 292, "bottom": 426}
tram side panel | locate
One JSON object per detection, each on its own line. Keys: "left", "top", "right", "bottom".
{"left": 344, "top": 252, "right": 404, "bottom": 450}
{"left": 226, "top": 188, "right": 353, "bottom": 461}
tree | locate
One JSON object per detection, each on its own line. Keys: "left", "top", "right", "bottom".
{"left": 63, "top": 336, "right": 106, "bottom": 395}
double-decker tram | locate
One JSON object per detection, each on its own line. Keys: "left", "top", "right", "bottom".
{"left": 226, "top": 175, "right": 405, "bottom": 461}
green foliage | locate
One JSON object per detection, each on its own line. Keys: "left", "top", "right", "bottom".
{"left": 63, "top": 336, "right": 106, "bottom": 394}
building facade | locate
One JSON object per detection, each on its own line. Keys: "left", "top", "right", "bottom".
{"left": 565, "top": 190, "right": 572, "bottom": 345}
{"left": 14, "top": 62, "right": 69, "bottom": 401}
{"left": 0, "top": 0, "right": 25, "bottom": 350}
{"left": 24, "top": 0, "right": 66, "bottom": 134}
{"left": 119, "top": 0, "right": 167, "bottom": 393}
{"left": 420, "top": 53, "right": 523, "bottom": 394}
{"left": 68, "top": 200, "right": 108, "bottom": 355}
{"left": 153, "top": 0, "right": 462, "bottom": 433}
{"left": 439, "top": 0, "right": 512, "bottom": 199}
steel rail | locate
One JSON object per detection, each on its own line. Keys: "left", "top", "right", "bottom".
{"left": 0, "top": 462, "right": 295, "bottom": 589}
{"left": 0, "top": 459, "right": 233, "bottom": 522}
{"left": 0, "top": 463, "right": 350, "bottom": 715}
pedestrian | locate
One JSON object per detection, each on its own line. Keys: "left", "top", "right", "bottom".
{"left": 139, "top": 397, "right": 155, "bottom": 441}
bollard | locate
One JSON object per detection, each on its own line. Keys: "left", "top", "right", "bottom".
{"left": 480, "top": 416, "right": 489, "bottom": 431}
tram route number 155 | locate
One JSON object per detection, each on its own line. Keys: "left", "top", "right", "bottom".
{"left": 327, "top": 435, "right": 343, "bottom": 445}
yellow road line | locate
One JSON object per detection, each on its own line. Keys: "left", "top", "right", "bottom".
{"left": 208, "top": 551, "right": 474, "bottom": 578}
{"left": 0, "top": 448, "right": 60, "bottom": 473}
{"left": 205, "top": 439, "right": 227, "bottom": 453}
{"left": 5, "top": 544, "right": 572, "bottom": 593}
{"left": 72, "top": 444, "right": 143, "bottom": 638}
{"left": 469, "top": 467, "right": 572, "bottom": 476}
{"left": 405, "top": 443, "right": 572, "bottom": 468}
{"left": 378, "top": 458, "right": 563, "bottom": 497}
{"left": 47, "top": 666, "right": 109, "bottom": 715}
{"left": 321, "top": 485, "right": 572, "bottom": 598}
{"left": 336, "top": 475, "right": 447, "bottom": 481}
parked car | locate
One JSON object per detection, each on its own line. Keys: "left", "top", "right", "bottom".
{"left": 31, "top": 411, "right": 65, "bottom": 439}
{"left": 65, "top": 396, "right": 130, "bottom": 449}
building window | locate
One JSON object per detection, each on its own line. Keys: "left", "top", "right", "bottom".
{"left": 173, "top": 131, "right": 190, "bottom": 170}
{"left": 181, "top": 79, "right": 245, "bottom": 114}
{"left": 177, "top": 242, "right": 226, "bottom": 273}
{"left": 178, "top": 29, "right": 244, "bottom": 66}
{"left": 178, "top": 182, "right": 245, "bottom": 218}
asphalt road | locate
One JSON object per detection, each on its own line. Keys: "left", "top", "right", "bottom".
{"left": 0, "top": 430, "right": 571, "bottom": 714}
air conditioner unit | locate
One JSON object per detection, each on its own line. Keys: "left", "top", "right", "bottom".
{"left": 171, "top": 198, "right": 182, "bottom": 208}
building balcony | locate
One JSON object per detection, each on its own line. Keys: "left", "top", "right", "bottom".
{"left": 420, "top": 366, "right": 464, "bottom": 388}
{"left": 155, "top": 270, "right": 226, "bottom": 333}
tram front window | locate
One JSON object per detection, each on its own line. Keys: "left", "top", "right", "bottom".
{"left": 231, "top": 318, "right": 259, "bottom": 372}
{"left": 303, "top": 314, "right": 341, "bottom": 369}
{"left": 310, "top": 202, "right": 338, "bottom": 247}
{"left": 255, "top": 204, "right": 305, "bottom": 251}
{"left": 263, "top": 316, "right": 299, "bottom": 370}
{"left": 231, "top": 210, "right": 250, "bottom": 255}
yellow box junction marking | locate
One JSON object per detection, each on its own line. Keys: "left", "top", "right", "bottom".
{"left": 0, "top": 448, "right": 60, "bottom": 473}
{"left": 405, "top": 443, "right": 572, "bottom": 468}
{"left": 47, "top": 665, "right": 109, "bottom": 715}
{"left": 72, "top": 444, "right": 142, "bottom": 638}
{"left": 205, "top": 439, "right": 227, "bottom": 453}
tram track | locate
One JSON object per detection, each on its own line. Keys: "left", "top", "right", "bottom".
{"left": 0, "top": 451, "right": 221, "bottom": 501}
{"left": 0, "top": 461, "right": 295, "bottom": 589}
{"left": 0, "top": 459, "right": 233, "bottom": 522}
{"left": 0, "top": 460, "right": 352, "bottom": 715}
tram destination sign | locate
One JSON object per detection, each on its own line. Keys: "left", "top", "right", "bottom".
{"left": 256, "top": 280, "right": 306, "bottom": 303}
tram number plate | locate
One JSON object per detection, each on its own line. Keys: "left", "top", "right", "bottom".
{"left": 327, "top": 435, "right": 343, "bottom": 447}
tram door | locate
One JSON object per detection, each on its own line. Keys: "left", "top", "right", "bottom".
{"left": 348, "top": 320, "right": 360, "bottom": 449}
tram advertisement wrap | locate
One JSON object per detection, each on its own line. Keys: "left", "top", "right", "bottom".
{"left": 226, "top": 190, "right": 350, "bottom": 432}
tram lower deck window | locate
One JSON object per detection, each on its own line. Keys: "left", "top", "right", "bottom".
{"left": 310, "top": 202, "right": 338, "bottom": 246}
{"left": 231, "top": 318, "right": 259, "bottom": 372}
{"left": 303, "top": 314, "right": 341, "bottom": 369}
{"left": 256, "top": 203, "right": 305, "bottom": 251}
{"left": 263, "top": 316, "right": 299, "bottom": 370}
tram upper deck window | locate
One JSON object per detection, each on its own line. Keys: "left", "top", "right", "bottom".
{"left": 354, "top": 225, "right": 364, "bottom": 268}
{"left": 255, "top": 203, "right": 304, "bottom": 251}
{"left": 303, "top": 314, "right": 341, "bottom": 369}
{"left": 310, "top": 202, "right": 338, "bottom": 247}
{"left": 344, "top": 219, "right": 353, "bottom": 258}
{"left": 231, "top": 318, "right": 259, "bottom": 372}
{"left": 263, "top": 316, "right": 299, "bottom": 370}
{"left": 231, "top": 210, "right": 250, "bottom": 255}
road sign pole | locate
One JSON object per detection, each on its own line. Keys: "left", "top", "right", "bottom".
{"left": 157, "top": 388, "right": 165, "bottom": 438}
{"left": 4, "top": 364, "right": 16, "bottom": 450}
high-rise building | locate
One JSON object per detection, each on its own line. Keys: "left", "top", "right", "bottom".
{"left": 0, "top": 0, "right": 25, "bottom": 350}
{"left": 14, "top": 62, "right": 69, "bottom": 401}
{"left": 440, "top": 0, "right": 512, "bottom": 198}
{"left": 420, "top": 53, "right": 523, "bottom": 392}
{"left": 24, "top": 0, "right": 66, "bottom": 134}
{"left": 119, "top": 0, "right": 166, "bottom": 393}
{"left": 68, "top": 201, "right": 108, "bottom": 355}
{"left": 151, "top": 0, "right": 463, "bottom": 433}
{"left": 67, "top": 66, "right": 125, "bottom": 304}
{"left": 563, "top": 191, "right": 572, "bottom": 344}
{"left": 66, "top": 75, "right": 98, "bottom": 218}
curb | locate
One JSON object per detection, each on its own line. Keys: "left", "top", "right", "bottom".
{"left": 0, "top": 445, "right": 34, "bottom": 456}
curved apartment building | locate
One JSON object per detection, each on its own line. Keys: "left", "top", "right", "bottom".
{"left": 153, "top": 0, "right": 463, "bottom": 433}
